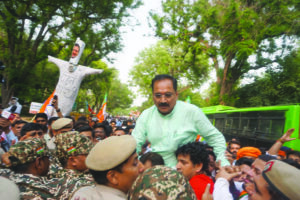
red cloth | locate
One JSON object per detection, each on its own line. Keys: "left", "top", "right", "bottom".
{"left": 189, "top": 174, "right": 214, "bottom": 200}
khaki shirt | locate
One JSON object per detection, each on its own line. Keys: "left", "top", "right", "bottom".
{"left": 71, "top": 184, "right": 126, "bottom": 200}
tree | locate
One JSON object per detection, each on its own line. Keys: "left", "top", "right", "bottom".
{"left": 107, "top": 74, "right": 134, "bottom": 114}
{"left": 151, "top": 0, "right": 299, "bottom": 105}
{"left": 234, "top": 49, "right": 300, "bottom": 107}
{"left": 129, "top": 40, "right": 210, "bottom": 100}
{"left": 0, "top": 0, "right": 141, "bottom": 106}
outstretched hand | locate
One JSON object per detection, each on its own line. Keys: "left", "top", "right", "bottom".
{"left": 280, "top": 128, "right": 296, "bottom": 143}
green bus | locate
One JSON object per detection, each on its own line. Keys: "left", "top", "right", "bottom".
{"left": 202, "top": 105, "right": 300, "bottom": 151}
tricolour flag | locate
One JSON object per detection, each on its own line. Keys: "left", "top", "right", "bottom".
{"left": 96, "top": 93, "right": 107, "bottom": 123}
{"left": 39, "top": 90, "right": 56, "bottom": 113}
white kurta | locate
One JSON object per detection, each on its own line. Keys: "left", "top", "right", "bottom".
{"left": 48, "top": 56, "right": 103, "bottom": 116}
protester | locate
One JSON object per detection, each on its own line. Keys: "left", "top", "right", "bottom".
{"left": 0, "top": 116, "right": 12, "bottom": 151}
{"left": 236, "top": 147, "right": 261, "bottom": 160}
{"left": 132, "top": 74, "right": 229, "bottom": 167}
{"left": 286, "top": 150, "right": 300, "bottom": 164}
{"left": 11, "top": 120, "right": 27, "bottom": 140}
{"left": 93, "top": 123, "right": 109, "bottom": 142}
{"left": 76, "top": 126, "right": 94, "bottom": 141}
{"left": 20, "top": 123, "right": 44, "bottom": 140}
{"left": 44, "top": 117, "right": 59, "bottom": 150}
{"left": 113, "top": 127, "right": 126, "bottom": 136}
{"left": 176, "top": 142, "right": 214, "bottom": 200}
{"left": 35, "top": 113, "right": 48, "bottom": 127}
{"left": 140, "top": 152, "right": 164, "bottom": 170}
{"left": 226, "top": 139, "right": 241, "bottom": 165}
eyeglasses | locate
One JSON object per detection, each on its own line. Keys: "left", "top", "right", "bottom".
{"left": 154, "top": 93, "right": 174, "bottom": 99}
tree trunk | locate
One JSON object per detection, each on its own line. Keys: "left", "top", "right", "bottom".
{"left": 219, "top": 53, "right": 235, "bottom": 105}
{"left": 212, "top": 56, "right": 221, "bottom": 85}
{"left": 1, "top": 79, "right": 14, "bottom": 108}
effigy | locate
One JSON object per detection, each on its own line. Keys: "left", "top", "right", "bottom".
{"left": 47, "top": 38, "right": 103, "bottom": 116}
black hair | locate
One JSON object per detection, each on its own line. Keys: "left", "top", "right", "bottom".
{"left": 94, "top": 123, "right": 110, "bottom": 137}
{"left": 114, "top": 127, "right": 127, "bottom": 134}
{"left": 140, "top": 152, "right": 164, "bottom": 166}
{"left": 77, "top": 116, "right": 88, "bottom": 122}
{"left": 35, "top": 113, "right": 48, "bottom": 121}
{"left": 74, "top": 43, "right": 80, "bottom": 48}
{"left": 48, "top": 117, "right": 59, "bottom": 125}
{"left": 76, "top": 126, "right": 94, "bottom": 138}
{"left": 175, "top": 142, "right": 209, "bottom": 172}
{"left": 207, "top": 150, "right": 216, "bottom": 161}
{"left": 286, "top": 150, "right": 300, "bottom": 159}
{"left": 41, "top": 124, "right": 48, "bottom": 133}
{"left": 235, "top": 157, "right": 254, "bottom": 167}
{"left": 11, "top": 120, "right": 27, "bottom": 127}
{"left": 126, "top": 125, "right": 135, "bottom": 129}
{"left": 89, "top": 151, "right": 136, "bottom": 185}
{"left": 228, "top": 140, "right": 241, "bottom": 148}
{"left": 20, "top": 123, "right": 42, "bottom": 137}
{"left": 204, "top": 144, "right": 214, "bottom": 151}
{"left": 151, "top": 74, "right": 177, "bottom": 91}
{"left": 74, "top": 120, "right": 89, "bottom": 130}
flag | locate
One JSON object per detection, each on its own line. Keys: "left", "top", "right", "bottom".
{"left": 85, "top": 100, "right": 95, "bottom": 114}
{"left": 39, "top": 90, "right": 56, "bottom": 113}
{"left": 96, "top": 93, "right": 107, "bottom": 123}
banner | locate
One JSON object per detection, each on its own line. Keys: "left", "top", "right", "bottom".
{"left": 29, "top": 102, "right": 43, "bottom": 114}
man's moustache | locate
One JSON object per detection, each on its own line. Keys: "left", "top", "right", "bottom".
{"left": 159, "top": 103, "right": 169, "bottom": 107}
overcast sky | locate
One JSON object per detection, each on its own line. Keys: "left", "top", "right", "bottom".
{"left": 106, "top": 0, "right": 162, "bottom": 82}
{"left": 104, "top": 0, "right": 163, "bottom": 106}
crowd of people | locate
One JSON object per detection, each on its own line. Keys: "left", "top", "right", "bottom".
{"left": 0, "top": 74, "right": 299, "bottom": 200}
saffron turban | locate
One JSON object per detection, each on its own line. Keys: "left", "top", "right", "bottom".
{"left": 236, "top": 147, "right": 261, "bottom": 160}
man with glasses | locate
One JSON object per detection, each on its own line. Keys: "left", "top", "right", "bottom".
{"left": 132, "top": 74, "right": 229, "bottom": 167}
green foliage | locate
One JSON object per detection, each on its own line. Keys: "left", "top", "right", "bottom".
{"left": 151, "top": 0, "right": 299, "bottom": 105}
{"left": 0, "top": 0, "right": 141, "bottom": 106}
{"left": 75, "top": 67, "right": 134, "bottom": 115}
{"left": 234, "top": 50, "right": 300, "bottom": 107}
{"left": 178, "top": 88, "right": 208, "bottom": 108}
{"left": 107, "top": 75, "right": 134, "bottom": 113}
{"left": 129, "top": 40, "right": 210, "bottom": 98}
